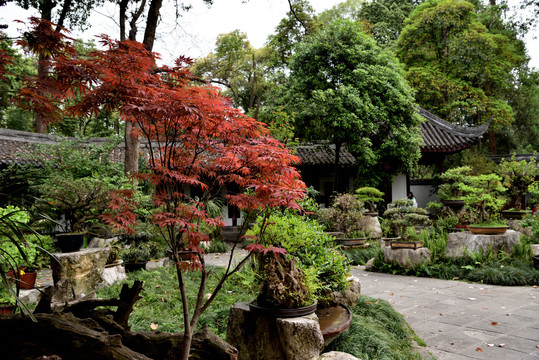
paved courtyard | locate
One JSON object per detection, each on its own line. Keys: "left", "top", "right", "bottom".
{"left": 352, "top": 266, "right": 539, "bottom": 360}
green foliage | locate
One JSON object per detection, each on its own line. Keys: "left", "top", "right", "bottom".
{"left": 318, "top": 193, "right": 364, "bottom": 235}
{"left": 355, "top": 187, "right": 384, "bottom": 212}
{"left": 327, "top": 296, "right": 423, "bottom": 359}
{"left": 438, "top": 166, "right": 472, "bottom": 200}
{"left": 283, "top": 19, "right": 422, "bottom": 187}
{"left": 247, "top": 213, "right": 351, "bottom": 301}
{"left": 120, "top": 240, "right": 163, "bottom": 264}
{"left": 521, "top": 215, "right": 539, "bottom": 245}
{"left": 341, "top": 241, "right": 381, "bottom": 266}
{"left": 497, "top": 154, "right": 538, "bottom": 209}
{"left": 383, "top": 199, "right": 430, "bottom": 239}
{"left": 458, "top": 173, "right": 507, "bottom": 223}
{"left": 397, "top": 0, "right": 525, "bottom": 128}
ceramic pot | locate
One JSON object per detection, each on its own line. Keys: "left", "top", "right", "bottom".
{"left": 248, "top": 300, "right": 317, "bottom": 318}
{"left": 316, "top": 303, "right": 353, "bottom": 347}
{"left": 390, "top": 240, "right": 423, "bottom": 249}
{"left": 468, "top": 225, "right": 508, "bottom": 235}
{"left": 55, "top": 233, "right": 85, "bottom": 253}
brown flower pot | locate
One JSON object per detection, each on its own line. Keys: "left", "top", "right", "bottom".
{"left": 316, "top": 303, "right": 353, "bottom": 347}
{"left": 6, "top": 267, "right": 37, "bottom": 289}
{"left": 469, "top": 225, "right": 508, "bottom": 235}
{"left": 0, "top": 305, "right": 16, "bottom": 315}
{"left": 390, "top": 240, "right": 423, "bottom": 249}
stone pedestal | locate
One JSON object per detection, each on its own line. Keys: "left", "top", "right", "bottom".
{"left": 326, "top": 276, "right": 361, "bottom": 309}
{"left": 50, "top": 248, "right": 109, "bottom": 299}
{"left": 531, "top": 244, "right": 539, "bottom": 257}
{"left": 226, "top": 302, "right": 324, "bottom": 360}
{"left": 383, "top": 246, "right": 431, "bottom": 269}
{"left": 446, "top": 230, "right": 522, "bottom": 258}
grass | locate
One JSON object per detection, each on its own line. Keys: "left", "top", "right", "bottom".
{"left": 96, "top": 265, "right": 426, "bottom": 359}
{"left": 340, "top": 241, "right": 381, "bottom": 265}
{"left": 326, "top": 296, "right": 424, "bottom": 359}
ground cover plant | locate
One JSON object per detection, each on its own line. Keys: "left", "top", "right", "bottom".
{"left": 96, "top": 265, "right": 426, "bottom": 359}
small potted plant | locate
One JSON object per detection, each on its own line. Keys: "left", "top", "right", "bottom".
{"left": 120, "top": 240, "right": 162, "bottom": 272}
{"left": 438, "top": 167, "right": 472, "bottom": 209}
{"left": 383, "top": 199, "right": 430, "bottom": 249}
{"left": 355, "top": 187, "right": 384, "bottom": 216}
{"left": 319, "top": 193, "right": 366, "bottom": 247}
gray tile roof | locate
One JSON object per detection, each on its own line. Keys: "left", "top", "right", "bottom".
{"left": 294, "top": 143, "right": 357, "bottom": 167}
{"left": 418, "top": 107, "right": 490, "bottom": 153}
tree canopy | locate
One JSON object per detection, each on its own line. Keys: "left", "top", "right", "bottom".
{"left": 397, "top": 0, "right": 525, "bottom": 129}
{"left": 283, "top": 19, "right": 423, "bottom": 187}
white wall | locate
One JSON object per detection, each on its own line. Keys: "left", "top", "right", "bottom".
{"left": 410, "top": 184, "right": 438, "bottom": 208}
{"left": 392, "top": 174, "right": 408, "bottom": 202}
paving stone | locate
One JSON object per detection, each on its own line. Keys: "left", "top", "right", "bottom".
{"left": 488, "top": 334, "right": 539, "bottom": 355}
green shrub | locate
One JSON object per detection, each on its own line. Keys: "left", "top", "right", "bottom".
{"left": 247, "top": 213, "right": 351, "bottom": 300}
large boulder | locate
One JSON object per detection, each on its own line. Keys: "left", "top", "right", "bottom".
{"left": 359, "top": 215, "right": 382, "bottom": 239}
{"left": 445, "top": 230, "right": 522, "bottom": 258}
{"left": 226, "top": 302, "right": 324, "bottom": 360}
{"left": 383, "top": 246, "right": 431, "bottom": 269}
{"left": 50, "top": 248, "right": 109, "bottom": 299}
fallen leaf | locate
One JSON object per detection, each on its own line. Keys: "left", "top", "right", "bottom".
{"left": 487, "top": 344, "right": 494, "bottom": 347}
{"left": 533, "top": 285, "right": 537, "bottom": 289}
{"left": 450, "top": 342, "right": 454, "bottom": 345}
{"left": 439, "top": 313, "right": 444, "bottom": 316}
{"left": 483, "top": 307, "right": 488, "bottom": 309}
{"left": 476, "top": 347, "right": 483, "bottom": 352}
{"left": 498, "top": 344, "right": 505, "bottom": 348}
{"left": 468, "top": 297, "right": 477, "bottom": 301}
{"left": 389, "top": 293, "right": 394, "bottom": 296}
{"left": 161, "top": 297, "right": 165, "bottom": 302}
{"left": 365, "top": 301, "right": 371, "bottom": 304}
{"left": 155, "top": 285, "right": 161, "bottom": 288}
{"left": 150, "top": 323, "right": 158, "bottom": 330}
{"left": 491, "top": 322, "right": 499, "bottom": 326}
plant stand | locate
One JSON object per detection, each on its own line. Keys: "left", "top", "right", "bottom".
{"left": 446, "top": 230, "right": 521, "bottom": 258}
{"left": 226, "top": 302, "right": 324, "bottom": 360}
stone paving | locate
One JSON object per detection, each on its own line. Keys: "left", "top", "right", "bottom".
{"left": 352, "top": 266, "right": 539, "bottom": 360}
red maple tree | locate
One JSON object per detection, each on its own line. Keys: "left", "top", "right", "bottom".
{"left": 15, "top": 19, "right": 306, "bottom": 358}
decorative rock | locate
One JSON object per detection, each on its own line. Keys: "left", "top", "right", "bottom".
{"left": 50, "top": 248, "right": 109, "bottom": 299}
{"left": 277, "top": 314, "right": 324, "bottom": 360}
{"left": 365, "top": 258, "right": 375, "bottom": 271}
{"left": 383, "top": 246, "right": 431, "bottom": 269}
{"left": 326, "top": 276, "right": 361, "bottom": 309}
{"left": 359, "top": 215, "right": 382, "bottom": 239}
{"left": 226, "top": 302, "right": 324, "bottom": 360}
{"left": 319, "top": 351, "right": 361, "bottom": 360}
{"left": 446, "top": 230, "right": 522, "bottom": 258}
{"left": 87, "top": 237, "right": 119, "bottom": 248}
{"left": 102, "top": 263, "right": 127, "bottom": 286}
{"left": 531, "top": 244, "right": 539, "bottom": 257}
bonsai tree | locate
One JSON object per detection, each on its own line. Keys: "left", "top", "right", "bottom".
{"left": 355, "top": 187, "right": 384, "bottom": 213}
{"left": 498, "top": 155, "right": 538, "bottom": 210}
{"left": 318, "top": 193, "right": 364, "bottom": 237}
{"left": 247, "top": 210, "right": 350, "bottom": 307}
{"left": 458, "top": 173, "right": 507, "bottom": 224}
{"left": 383, "top": 199, "right": 430, "bottom": 240}
{"left": 438, "top": 166, "right": 473, "bottom": 201}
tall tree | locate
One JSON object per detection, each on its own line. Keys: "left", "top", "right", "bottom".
{"left": 283, "top": 19, "right": 423, "bottom": 188}
{"left": 192, "top": 30, "right": 274, "bottom": 119}
{"left": 397, "top": 0, "right": 525, "bottom": 153}
{"left": 16, "top": 21, "right": 306, "bottom": 359}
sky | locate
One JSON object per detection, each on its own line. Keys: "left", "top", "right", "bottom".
{"left": 0, "top": 0, "right": 538, "bottom": 68}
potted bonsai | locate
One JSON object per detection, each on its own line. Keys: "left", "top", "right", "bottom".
{"left": 498, "top": 155, "right": 538, "bottom": 219}
{"left": 383, "top": 199, "right": 430, "bottom": 249}
{"left": 246, "top": 211, "right": 351, "bottom": 317}
{"left": 120, "top": 240, "right": 162, "bottom": 272}
{"left": 355, "top": 187, "right": 384, "bottom": 216}
{"left": 459, "top": 173, "right": 508, "bottom": 234}
{"left": 319, "top": 193, "right": 366, "bottom": 247}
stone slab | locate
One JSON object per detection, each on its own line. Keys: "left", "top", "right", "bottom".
{"left": 446, "top": 230, "right": 522, "bottom": 258}
{"left": 383, "top": 246, "right": 432, "bottom": 269}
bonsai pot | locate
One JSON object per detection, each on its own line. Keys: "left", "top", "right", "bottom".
{"left": 55, "top": 233, "right": 85, "bottom": 253}
{"left": 124, "top": 261, "right": 147, "bottom": 273}
{"left": 364, "top": 211, "right": 379, "bottom": 217}
{"left": 316, "top": 303, "right": 353, "bottom": 347}
{"left": 441, "top": 199, "right": 466, "bottom": 209}
{"left": 469, "top": 225, "right": 508, "bottom": 235}
{"left": 532, "top": 255, "right": 539, "bottom": 270}
{"left": 333, "top": 238, "right": 366, "bottom": 247}
{"left": 501, "top": 210, "right": 531, "bottom": 220}
{"left": 248, "top": 300, "right": 317, "bottom": 318}
{"left": 390, "top": 240, "right": 423, "bottom": 249}
{"left": 381, "top": 237, "right": 399, "bottom": 247}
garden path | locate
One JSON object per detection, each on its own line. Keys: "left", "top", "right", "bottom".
{"left": 353, "top": 265, "right": 539, "bottom": 360}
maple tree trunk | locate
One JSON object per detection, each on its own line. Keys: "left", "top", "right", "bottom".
{"left": 124, "top": 122, "right": 141, "bottom": 175}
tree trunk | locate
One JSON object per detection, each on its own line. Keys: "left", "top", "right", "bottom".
{"left": 334, "top": 142, "right": 342, "bottom": 194}
{"left": 488, "top": 129, "right": 496, "bottom": 154}
{"left": 124, "top": 121, "right": 141, "bottom": 175}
